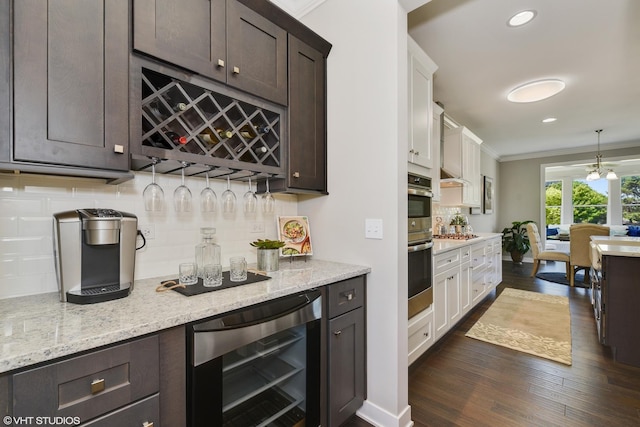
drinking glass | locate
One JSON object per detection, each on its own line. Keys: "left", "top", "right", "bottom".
{"left": 203, "top": 264, "right": 223, "bottom": 287}
{"left": 174, "top": 163, "right": 192, "bottom": 212}
{"left": 143, "top": 160, "right": 164, "bottom": 212}
{"left": 262, "top": 178, "right": 275, "bottom": 214}
{"left": 200, "top": 172, "right": 217, "bottom": 213}
{"left": 221, "top": 176, "right": 236, "bottom": 214}
{"left": 243, "top": 177, "right": 258, "bottom": 214}
{"left": 179, "top": 262, "right": 198, "bottom": 285}
{"left": 229, "top": 256, "right": 248, "bottom": 282}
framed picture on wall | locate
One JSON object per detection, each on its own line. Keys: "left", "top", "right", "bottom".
{"left": 483, "top": 176, "right": 494, "bottom": 214}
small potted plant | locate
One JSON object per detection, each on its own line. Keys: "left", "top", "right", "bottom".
{"left": 250, "top": 239, "right": 286, "bottom": 272}
{"left": 450, "top": 213, "right": 468, "bottom": 234}
{"left": 501, "top": 220, "right": 534, "bottom": 263}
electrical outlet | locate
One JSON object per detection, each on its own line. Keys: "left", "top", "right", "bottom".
{"left": 139, "top": 224, "right": 155, "bottom": 240}
{"left": 250, "top": 222, "right": 265, "bottom": 233}
{"left": 365, "top": 218, "right": 383, "bottom": 239}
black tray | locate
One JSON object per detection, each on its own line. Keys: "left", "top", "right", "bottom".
{"left": 161, "top": 271, "right": 270, "bottom": 296}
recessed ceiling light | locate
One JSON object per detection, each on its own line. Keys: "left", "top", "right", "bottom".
{"left": 507, "top": 79, "right": 566, "bottom": 103}
{"left": 508, "top": 10, "right": 537, "bottom": 27}
{"left": 542, "top": 117, "right": 557, "bottom": 123}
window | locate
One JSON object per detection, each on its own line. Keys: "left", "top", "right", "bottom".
{"left": 621, "top": 175, "right": 640, "bottom": 224}
{"left": 545, "top": 180, "right": 562, "bottom": 225}
{"left": 572, "top": 179, "right": 607, "bottom": 224}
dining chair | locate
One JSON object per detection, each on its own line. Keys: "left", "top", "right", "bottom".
{"left": 569, "top": 224, "right": 610, "bottom": 287}
{"left": 526, "top": 223, "right": 571, "bottom": 278}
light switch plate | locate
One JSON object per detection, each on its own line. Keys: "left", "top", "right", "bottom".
{"left": 365, "top": 218, "right": 383, "bottom": 239}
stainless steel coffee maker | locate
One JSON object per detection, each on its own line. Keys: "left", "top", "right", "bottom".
{"left": 53, "top": 209, "right": 138, "bottom": 304}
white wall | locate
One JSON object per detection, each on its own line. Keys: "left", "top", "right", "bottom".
{"left": 299, "top": 1, "right": 413, "bottom": 426}
{"left": 0, "top": 172, "right": 297, "bottom": 299}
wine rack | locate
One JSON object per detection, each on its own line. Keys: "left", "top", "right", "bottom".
{"left": 132, "top": 66, "right": 285, "bottom": 179}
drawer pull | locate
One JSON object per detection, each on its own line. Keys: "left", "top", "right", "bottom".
{"left": 91, "top": 378, "right": 105, "bottom": 394}
{"left": 233, "top": 66, "right": 240, "bottom": 74}
{"left": 143, "top": 422, "right": 154, "bottom": 427}
{"left": 341, "top": 290, "right": 355, "bottom": 301}
{"left": 217, "top": 59, "right": 225, "bottom": 68}
{"left": 334, "top": 330, "right": 342, "bottom": 336}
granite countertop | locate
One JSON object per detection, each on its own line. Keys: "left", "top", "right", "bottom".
{"left": 432, "top": 232, "right": 502, "bottom": 255}
{"left": 591, "top": 236, "right": 640, "bottom": 257}
{"left": 0, "top": 259, "right": 370, "bottom": 375}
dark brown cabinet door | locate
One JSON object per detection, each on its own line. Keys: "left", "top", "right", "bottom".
{"left": 133, "top": 0, "right": 227, "bottom": 83}
{"left": 133, "top": 0, "right": 287, "bottom": 105}
{"left": 13, "top": 0, "right": 129, "bottom": 171}
{"left": 288, "top": 34, "right": 327, "bottom": 193}
{"left": 328, "top": 307, "right": 365, "bottom": 427}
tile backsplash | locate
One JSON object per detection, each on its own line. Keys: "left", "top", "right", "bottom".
{"left": 0, "top": 171, "right": 297, "bottom": 299}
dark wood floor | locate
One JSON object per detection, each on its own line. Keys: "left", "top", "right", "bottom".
{"left": 343, "top": 260, "right": 640, "bottom": 427}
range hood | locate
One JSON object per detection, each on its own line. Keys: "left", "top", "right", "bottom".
{"left": 438, "top": 107, "right": 467, "bottom": 187}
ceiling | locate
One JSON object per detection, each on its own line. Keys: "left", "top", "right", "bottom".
{"left": 408, "top": 0, "right": 640, "bottom": 160}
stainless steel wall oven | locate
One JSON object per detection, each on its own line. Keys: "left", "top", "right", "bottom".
{"left": 187, "top": 289, "right": 321, "bottom": 427}
{"left": 408, "top": 173, "right": 434, "bottom": 319}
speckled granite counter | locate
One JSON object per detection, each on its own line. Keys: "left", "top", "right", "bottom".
{"left": 432, "top": 232, "right": 502, "bottom": 255}
{"left": 0, "top": 259, "right": 370, "bottom": 374}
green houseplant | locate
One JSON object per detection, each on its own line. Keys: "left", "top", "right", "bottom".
{"left": 250, "top": 239, "right": 286, "bottom": 272}
{"left": 502, "top": 220, "right": 534, "bottom": 263}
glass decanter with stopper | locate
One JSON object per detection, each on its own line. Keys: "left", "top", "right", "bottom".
{"left": 195, "top": 227, "right": 221, "bottom": 279}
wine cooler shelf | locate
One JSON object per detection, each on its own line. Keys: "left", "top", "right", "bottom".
{"left": 135, "top": 67, "right": 285, "bottom": 179}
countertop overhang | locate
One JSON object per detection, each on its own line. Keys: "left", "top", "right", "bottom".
{"left": 0, "top": 259, "right": 370, "bottom": 375}
{"left": 432, "top": 232, "right": 503, "bottom": 255}
{"left": 591, "top": 236, "right": 640, "bottom": 257}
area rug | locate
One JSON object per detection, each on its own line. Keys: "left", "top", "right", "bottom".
{"left": 535, "top": 271, "right": 587, "bottom": 288}
{"left": 466, "top": 288, "right": 572, "bottom": 365}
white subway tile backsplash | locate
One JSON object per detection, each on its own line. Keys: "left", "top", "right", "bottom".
{"left": 0, "top": 172, "right": 298, "bottom": 299}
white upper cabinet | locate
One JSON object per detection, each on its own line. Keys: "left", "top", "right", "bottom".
{"left": 408, "top": 37, "right": 438, "bottom": 172}
{"left": 441, "top": 126, "right": 482, "bottom": 207}
{"left": 431, "top": 102, "right": 443, "bottom": 202}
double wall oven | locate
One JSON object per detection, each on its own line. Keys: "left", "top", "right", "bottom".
{"left": 408, "top": 173, "right": 434, "bottom": 319}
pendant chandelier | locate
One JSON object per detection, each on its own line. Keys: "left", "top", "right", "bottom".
{"left": 586, "top": 129, "right": 618, "bottom": 181}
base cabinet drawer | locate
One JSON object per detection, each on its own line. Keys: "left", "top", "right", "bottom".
{"left": 13, "top": 335, "right": 159, "bottom": 423}
{"left": 82, "top": 394, "right": 159, "bottom": 427}
{"left": 408, "top": 307, "right": 434, "bottom": 365}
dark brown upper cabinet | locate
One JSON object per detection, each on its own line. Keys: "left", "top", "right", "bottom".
{"left": 8, "top": 0, "right": 131, "bottom": 177}
{"left": 133, "top": 0, "right": 287, "bottom": 106}
{"left": 266, "top": 34, "right": 327, "bottom": 194}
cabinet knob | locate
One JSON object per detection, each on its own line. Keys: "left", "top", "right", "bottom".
{"left": 217, "top": 59, "right": 225, "bottom": 68}
{"left": 114, "top": 144, "right": 124, "bottom": 154}
{"left": 293, "top": 171, "right": 300, "bottom": 178}
{"left": 415, "top": 151, "right": 420, "bottom": 156}
{"left": 423, "top": 332, "right": 429, "bottom": 337}
{"left": 333, "top": 330, "right": 342, "bottom": 336}
{"left": 409, "top": 149, "right": 415, "bottom": 154}
{"left": 142, "top": 422, "right": 154, "bottom": 427}
{"left": 233, "top": 66, "right": 240, "bottom": 74}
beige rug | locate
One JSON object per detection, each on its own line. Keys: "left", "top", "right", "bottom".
{"left": 466, "top": 288, "right": 572, "bottom": 365}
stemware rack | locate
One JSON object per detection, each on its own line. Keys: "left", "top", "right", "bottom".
{"left": 131, "top": 63, "right": 286, "bottom": 184}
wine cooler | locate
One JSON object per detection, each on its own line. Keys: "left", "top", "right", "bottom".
{"left": 187, "top": 290, "right": 321, "bottom": 427}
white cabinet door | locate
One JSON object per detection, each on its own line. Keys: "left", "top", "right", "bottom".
{"left": 408, "top": 37, "right": 437, "bottom": 170}
{"left": 441, "top": 126, "right": 482, "bottom": 207}
{"left": 431, "top": 102, "right": 443, "bottom": 202}
{"left": 433, "top": 269, "right": 450, "bottom": 340}
{"left": 408, "top": 306, "right": 434, "bottom": 365}
{"left": 460, "top": 261, "right": 472, "bottom": 315}
{"left": 447, "top": 269, "right": 461, "bottom": 326}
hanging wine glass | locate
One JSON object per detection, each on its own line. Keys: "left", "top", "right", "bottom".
{"left": 200, "top": 171, "right": 217, "bottom": 213}
{"left": 243, "top": 177, "right": 258, "bottom": 214}
{"left": 262, "top": 178, "right": 275, "bottom": 214}
{"left": 221, "top": 175, "right": 236, "bottom": 214}
{"left": 174, "top": 162, "right": 192, "bottom": 212}
{"left": 143, "top": 159, "right": 164, "bottom": 212}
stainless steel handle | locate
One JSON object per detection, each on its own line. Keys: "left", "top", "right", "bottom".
{"left": 334, "top": 330, "right": 342, "bottom": 336}
{"left": 408, "top": 187, "right": 433, "bottom": 198}
{"left": 143, "top": 422, "right": 154, "bottom": 427}
{"left": 233, "top": 66, "right": 240, "bottom": 74}
{"left": 408, "top": 241, "right": 434, "bottom": 252}
{"left": 217, "top": 59, "right": 225, "bottom": 68}
{"left": 293, "top": 171, "right": 300, "bottom": 178}
{"left": 114, "top": 144, "right": 124, "bottom": 154}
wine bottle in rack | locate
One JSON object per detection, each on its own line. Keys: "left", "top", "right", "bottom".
{"left": 216, "top": 129, "right": 233, "bottom": 139}
{"left": 166, "top": 131, "right": 188, "bottom": 145}
{"left": 255, "top": 124, "right": 270, "bottom": 134}
{"left": 198, "top": 128, "right": 219, "bottom": 145}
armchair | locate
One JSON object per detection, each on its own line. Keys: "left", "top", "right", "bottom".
{"left": 526, "top": 223, "right": 570, "bottom": 278}
{"left": 569, "top": 224, "right": 609, "bottom": 287}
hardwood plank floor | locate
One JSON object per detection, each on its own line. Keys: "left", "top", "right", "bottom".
{"left": 343, "top": 260, "right": 640, "bottom": 427}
